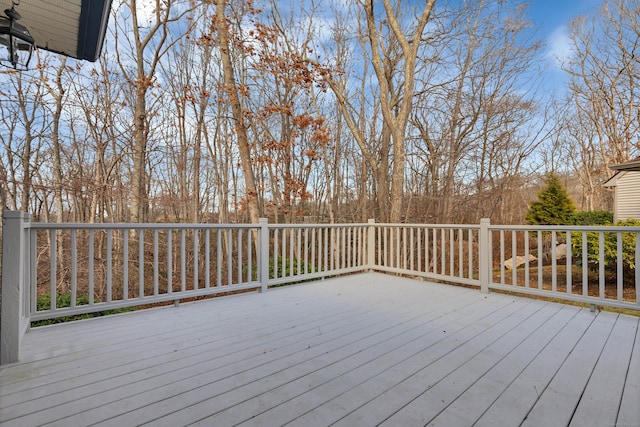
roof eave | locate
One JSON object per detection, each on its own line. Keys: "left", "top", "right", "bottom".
{"left": 77, "top": 0, "right": 112, "bottom": 61}
{"left": 608, "top": 156, "right": 640, "bottom": 172}
{"left": 603, "top": 173, "right": 621, "bottom": 188}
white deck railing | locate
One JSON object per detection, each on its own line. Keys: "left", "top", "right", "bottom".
{"left": 487, "top": 224, "right": 640, "bottom": 307}
{"left": 371, "top": 223, "right": 482, "bottom": 287}
{"left": 2, "top": 212, "right": 639, "bottom": 364}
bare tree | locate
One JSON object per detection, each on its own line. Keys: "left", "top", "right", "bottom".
{"left": 113, "top": 0, "right": 194, "bottom": 222}
{"left": 362, "top": 0, "right": 436, "bottom": 222}
{"left": 215, "top": 0, "right": 261, "bottom": 224}
{"left": 309, "top": 0, "right": 435, "bottom": 222}
{"left": 409, "top": 0, "right": 543, "bottom": 223}
{"left": 72, "top": 53, "right": 130, "bottom": 223}
{"left": 0, "top": 58, "right": 49, "bottom": 212}
{"left": 564, "top": 0, "right": 640, "bottom": 178}
{"left": 42, "top": 56, "right": 69, "bottom": 223}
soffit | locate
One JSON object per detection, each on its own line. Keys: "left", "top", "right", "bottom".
{"left": 0, "top": 0, "right": 111, "bottom": 61}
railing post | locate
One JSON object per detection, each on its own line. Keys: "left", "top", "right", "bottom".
{"left": 367, "top": 219, "right": 376, "bottom": 271}
{"left": 259, "top": 218, "right": 269, "bottom": 293}
{"left": 1, "top": 211, "right": 30, "bottom": 364}
{"left": 479, "top": 218, "right": 491, "bottom": 294}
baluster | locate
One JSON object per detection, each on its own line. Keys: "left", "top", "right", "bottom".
{"left": 50, "top": 229, "right": 56, "bottom": 310}
{"left": 205, "top": 229, "right": 210, "bottom": 288}
{"left": 71, "top": 229, "right": 77, "bottom": 307}
{"left": 107, "top": 229, "right": 112, "bottom": 302}
{"left": 89, "top": 230, "right": 95, "bottom": 304}
{"left": 167, "top": 230, "right": 173, "bottom": 293}
{"left": 123, "top": 229, "right": 129, "bottom": 299}
{"left": 599, "top": 232, "right": 605, "bottom": 299}
{"left": 194, "top": 229, "right": 199, "bottom": 289}
{"left": 153, "top": 229, "right": 159, "bottom": 296}
{"left": 227, "top": 229, "right": 233, "bottom": 285}
{"left": 566, "top": 232, "right": 572, "bottom": 295}
{"left": 138, "top": 229, "right": 144, "bottom": 298}
{"left": 500, "top": 230, "right": 505, "bottom": 285}
{"left": 551, "top": 230, "right": 557, "bottom": 293}
{"left": 449, "top": 228, "right": 454, "bottom": 277}
{"left": 181, "top": 229, "right": 186, "bottom": 292}
{"left": 512, "top": 230, "right": 517, "bottom": 286}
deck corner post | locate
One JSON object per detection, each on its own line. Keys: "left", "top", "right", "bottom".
{"left": 479, "top": 218, "right": 491, "bottom": 294}
{"left": 367, "top": 219, "right": 376, "bottom": 271}
{"left": 259, "top": 218, "right": 269, "bottom": 293}
{"left": 1, "top": 210, "right": 30, "bottom": 365}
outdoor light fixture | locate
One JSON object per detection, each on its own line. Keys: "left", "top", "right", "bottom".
{"left": 0, "top": 1, "right": 35, "bottom": 70}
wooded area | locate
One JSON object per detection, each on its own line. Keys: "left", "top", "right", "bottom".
{"left": 0, "top": 0, "right": 638, "bottom": 225}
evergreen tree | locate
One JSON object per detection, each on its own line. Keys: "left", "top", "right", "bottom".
{"left": 526, "top": 174, "right": 576, "bottom": 225}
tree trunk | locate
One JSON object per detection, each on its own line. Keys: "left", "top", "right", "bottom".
{"left": 216, "top": 0, "right": 261, "bottom": 224}
{"left": 131, "top": 90, "right": 148, "bottom": 222}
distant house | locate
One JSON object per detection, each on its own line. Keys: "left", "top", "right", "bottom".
{"left": 604, "top": 158, "right": 640, "bottom": 221}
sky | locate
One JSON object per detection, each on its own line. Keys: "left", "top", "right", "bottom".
{"left": 528, "top": 0, "right": 601, "bottom": 73}
{"left": 128, "top": 0, "right": 603, "bottom": 71}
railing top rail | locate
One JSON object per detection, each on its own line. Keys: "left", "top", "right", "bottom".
{"left": 29, "top": 222, "right": 374, "bottom": 231}
{"left": 268, "top": 223, "right": 370, "bottom": 229}
{"left": 374, "top": 223, "right": 481, "bottom": 230}
{"left": 28, "top": 222, "right": 262, "bottom": 231}
{"left": 24, "top": 221, "right": 640, "bottom": 233}
{"left": 488, "top": 224, "right": 640, "bottom": 232}
{"left": 268, "top": 223, "right": 482, "bottom": 230}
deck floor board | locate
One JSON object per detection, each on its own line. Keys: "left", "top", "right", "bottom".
{"left": 469, "top": 309, "right": 596, "bottom": 427}
{"left": 617, "top": 318, "right": 640, "bottom": 426}
{"left": 520, "top": 312, "right": 618, "bottom": 427}
{"left": 569, "top": 314, "right": 638, "bottom": 427}
{"left": 405, "top": 305, "right": 581, "bottom": 427}
{"left": 0, "top": 273, "right": 638, "bottom": 427}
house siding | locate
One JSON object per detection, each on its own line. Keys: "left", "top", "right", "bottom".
{"left": 616, "top": 171, "right": 640, "bottom": 221}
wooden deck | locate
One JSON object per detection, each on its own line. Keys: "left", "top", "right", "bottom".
{"left": 1, "top": 273, "right": 638, "bottom": 427}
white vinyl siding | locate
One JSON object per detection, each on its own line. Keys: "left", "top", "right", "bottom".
{"left": 615, "top": 171, "right": 640, "bottom": 221}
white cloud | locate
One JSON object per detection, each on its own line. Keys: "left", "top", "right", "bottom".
{"left": 545, "top": 25, "right": 575, "bottom": 69}
{"left": 135, "top": 0, "right": 157, "bottom": 27}
{"left": 297, "top": 15, "right": 335, "bottom": 45}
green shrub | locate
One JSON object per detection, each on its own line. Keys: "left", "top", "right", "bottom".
{"left": 571, "top": 218, "right": 640, "bottom": 273}
{"left": 269, "top": 256, "right": 318, "bottom": 277}
{"left": 245, "top": 256, "right": 326, "bottom": 286}
{"left": 526, "top": 174, "right": 576, "bottom": 225}
{"left": 32, "top": 294, "right": 136, "bottom": 327}
{"left": 571, "top": 210, "right": 613, "bottom": 226}
{"left": 36, "top": 293, "right": 90, "bottom": 311}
